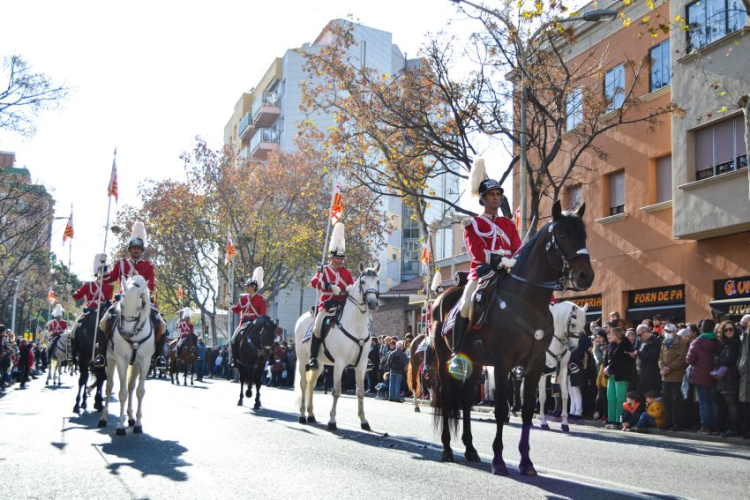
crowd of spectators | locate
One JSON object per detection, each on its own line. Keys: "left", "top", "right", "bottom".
{"left": 1, "top": 324, "right": 51, "bottom": 393}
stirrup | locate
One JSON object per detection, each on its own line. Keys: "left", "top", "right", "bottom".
{"left": 307, "top": 358, "right": 320, "bottom": 371}
{"left": 155, "top": 356, "right": 167, "bottom": 368}
{"left": 93, "top": 355, "right": 106, "bottom": 368}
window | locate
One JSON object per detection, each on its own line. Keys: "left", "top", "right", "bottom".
{"left": 649, "top": 41, "right": 671, "bottom": 92}
{"left": 694, "top": 115, "right": 747, "bottom": 180}
{"left": 566, "top": 88, "right": 583, "bottom": 130}
{"left": 566, "top": 184, "right": 583, "bottom": 210}
{"left": 608, "top": 171, "right": 625, "bottom": 215}
{"left": 655, "top": 155, "right": 672, "bottom": 203}
{"left": 604, "top": 64, "right": 625, "bottom": 112}
{"left": 687, "top": 0, "right": 747, "bottom": 52}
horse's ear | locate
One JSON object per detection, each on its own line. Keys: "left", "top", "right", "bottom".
{"left": 374, "top": 261, "right": 381, "bottom": 274}
{"left": 575, "top": 202, "right": 586, "bottom": 219}
{"left": 552, "top": 199, "right": 562, "bottom": 222}
{"left": 582, "top": 303, "right": 589, "bottom": 312}
{"left": 359, "top": 262, "right": 365, "bottom": 273}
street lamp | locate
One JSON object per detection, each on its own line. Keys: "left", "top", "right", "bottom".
{"left": 449, "top": 0, "right": 616, "bottom": 238}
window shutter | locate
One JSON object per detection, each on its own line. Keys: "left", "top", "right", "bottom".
{"left": 714, "top": 118, "right": 735, "bottom": 165}
{"left": 695, "top": 126, "right": 714, "bottom": 173}
{"left": 609, "top": 171, "right": 625, "bottom": 208}
{"left": 656, "top": 155, "right": 672, "bottom": 203}
{"left": 736, "top": 115, "right": 747, "bottom": 158}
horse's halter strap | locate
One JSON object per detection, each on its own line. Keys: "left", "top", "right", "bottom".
{"left": 114, "top": 292, "right": 151, "bottom": 365}
{"left": 335, "top": 271, "right": 378, "bottom": 366}
{"left": 510, "top": 222, "right": 589, "bottom": 292}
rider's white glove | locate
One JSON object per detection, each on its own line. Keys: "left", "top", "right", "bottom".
{"left": 501, "top": 257, "right": 516, "bottom": 269}
{"left": 331, "top": 285, "right": 342, "bottom": 295}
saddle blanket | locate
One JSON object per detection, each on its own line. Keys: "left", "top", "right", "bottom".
{"left": 441, "top": 304, "right": 460, "bottom": 338}
{"left": 416, "top": 337, "right": 430, "bottom": 354}
{"left": 302, "top": 322, "right": 314, "bottom": 344}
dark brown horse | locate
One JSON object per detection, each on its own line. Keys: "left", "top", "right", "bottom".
{"left": 170, "top": 334, "right": 198, "bottom": 386}
{"left": 232, "top": 315, "right": 277, "bottom": 409}
{"left": 71, "top": 304, "right": 107, "bottom": 414}
{"left": 432, "top": 201, "right": 594, "bottom": 476}
{"left": 406, "top": 333, "right": 437, "bottom": 413}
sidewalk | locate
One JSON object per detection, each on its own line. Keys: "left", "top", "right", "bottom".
{"left": 405, "top": 396, "right": 750, "bottom": 447}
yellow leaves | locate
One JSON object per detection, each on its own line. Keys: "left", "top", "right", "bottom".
{"left": 674, "top": 14, "right": 681, "bottom": 22}
{"left": 717, "top": 106, "right": 729, "bottom": 113}
{"left": 646, "top": 0, "right": 655, "bottom": 10}
{"left": 641, "top": 15, "right": 650, "bottom": 24}
{"left": 620, "top": 12, "right": 631, "bottom": 27}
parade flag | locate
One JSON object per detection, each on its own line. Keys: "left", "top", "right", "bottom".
{"left": 47, "top": 287, "right": 56, "bottom": 304}
{"left": 331, "top": 182, "right": 343, "bottom": 225}
{"left": 513, "top": 206, "right": 522, "bottom": 233}
{"left": 62, "top": 210, "right": 74, "bottom": 243}
{"left": 177, "top": 286, "right": 184, "bottom": 301}
{"left": 420, "top": 242, "right": 432, "bottom": 266}
{"left": 107, "top": 149, "right": 119, "bottom": 202}
{"left": 224, "top": 227, "right": 236, "bottom": 266}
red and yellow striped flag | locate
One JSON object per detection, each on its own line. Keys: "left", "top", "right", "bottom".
{"left": 107, "top": 149, "right": 118, "bottom": 202}
{"left": 47, "top": 287, "right": 56, "bottom": 304}
{"left": 331, "top": 182, "right": 343, "bottom": 225}
{"left": 62, "top": 210, "right": 73, "bottom": 243}
{"left": 224, "top": 227, "right": 236, "bottom": 266}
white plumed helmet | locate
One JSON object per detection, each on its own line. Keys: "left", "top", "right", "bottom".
{"left": 329, "top": 222, "right": 346, "bottom": 258}
{"left": 93, "top": 253, "right": 108, "bottom": 276}
{"left": 128, "top": 221, "right": 148, "bottom": 249}
{"left": 52, "top": 304, "right": 64, "bottom": 317}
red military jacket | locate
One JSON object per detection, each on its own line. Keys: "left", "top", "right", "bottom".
{"left": 103, "top": 258, "right": 155, "bottom": 293}
{"left": 72, "top": 281, "right": 114, "bottom": 309}
{"left": 464, "top": 213, "right": 521, "bottom": 280}
{"left": 231, "top": 293, "right": 267, "bottom": 320}
{"left": 311, "top": 265, "right": 354, "bottom": 310}
{"left": 177, "top": 321, "right": 195, "bottom": 339}
{"left": 47, "top": 319, "right": 68, "bottom": 338}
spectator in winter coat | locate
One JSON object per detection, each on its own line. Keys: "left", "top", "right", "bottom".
{"left": 387, "top": 341, "right": 408, "bottom": 402}
{"left": 659, "top": 323, "right": 688, "bottom": 431}
{"left": 632, "top": 391, "right": 664, "bottom": 432}
{"left": 737, "top": 315, "right": 750, "bottom": 439}
{"left": 366, "top": 339, "right": 381, "bottom": 393}
{"left": 715, "top": 320, "right": 742, "bottom": 437}
{"left": 632, "top": 325, "right": 662, "bottom": 396}
{"left": 567, "top": 333, "right": 592, "bottom": 419}
{"left": 592, "top": 329, "right": 609, "bottom": 421}
{"left": 687, "top": 319, "right": 720, "bottom": 434}
{"left": 17, "top": 339, "right": 33, "bottom": 389}
{"left": 621, "top": 392, "right": 645, "bottom": 431}
{"left": 603, "top": 327, "right": 634, "bottom": 428}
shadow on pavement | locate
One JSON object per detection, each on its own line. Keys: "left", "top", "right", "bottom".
{"left": 99, "top": 433, "right": 189, "bottom": 481}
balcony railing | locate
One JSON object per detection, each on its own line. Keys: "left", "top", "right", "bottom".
{"left": 250, "top": 127, "right": 280, "bottom": 159}
{"left": 238, "top": 112, "right": 255, "bottom": 139}
{"left": 252, "top": 92, "right": 281, "bottom": 127}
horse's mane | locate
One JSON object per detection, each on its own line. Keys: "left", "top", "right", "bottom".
{"left": 515, "top": 213, "right": 587, "bottom": 266}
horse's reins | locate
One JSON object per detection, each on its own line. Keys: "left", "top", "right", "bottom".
{"left": 327, "top": 271, "right": 378, "bottom": 366}
{"left": 113, "top": 295, "right": 152, "bottom": 365}
{"left": 546, "top": 306, "right": 582, "bottom": 376}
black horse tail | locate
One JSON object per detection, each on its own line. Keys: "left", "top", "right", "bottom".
{"left": 431, "top": 319, "right": 461, "bottom": 437}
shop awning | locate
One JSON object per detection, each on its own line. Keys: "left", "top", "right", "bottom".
{"left": 584, "top": 310, "right": 603, "bottom": 322}
{"left": 626, "top": 304, "right": 685, "bottom": 323}
{"left": 709, "top": 298, "right": 750, "bottom": 317}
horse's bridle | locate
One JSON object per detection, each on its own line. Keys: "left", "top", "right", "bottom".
{"left": 511, "top": 222, "right": 590, "bottom": 292}
{"left": 118, "top": 298, "right": 148, "bottom": 339}
{"left": 346, "top": 270, "right": 380, "bottom": 314}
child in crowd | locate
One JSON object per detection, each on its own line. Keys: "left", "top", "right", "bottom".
{"left": 374, "top": 372, "right": 390, "bottom": 399}
{"left": 632, "top": 390, "right": 665, "bottom": 433}
{"left": 621, "top": 391, "right": 645, "bottom": 431}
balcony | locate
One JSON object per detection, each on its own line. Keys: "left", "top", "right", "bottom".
{"left": 250, "top": 127, "right": 279, "bottom": 160}
{"left": 252, "top": 92, "right": 281, "bottom": 128}
{"left": 238, "top": 112, "right": 256, "bottom": 140}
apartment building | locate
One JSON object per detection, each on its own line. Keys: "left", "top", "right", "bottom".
{"left": 223, "top": 21, "right": 461, "bottom": 337}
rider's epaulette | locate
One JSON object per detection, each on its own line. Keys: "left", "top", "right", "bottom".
{"left": 461, "top": 217, "right": 473, "bottom": 229}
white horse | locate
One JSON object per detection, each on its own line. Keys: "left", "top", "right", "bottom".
{"left": 537, "top": 301, "right": 588, "bottom": 433}
{"left": 46, "top": 331, "right": 70, "bottom": 386}
{"left": 98, "top": 275, "right": 155, "bottom": 436}
{"left": 295, "top": 262, "right": 380, "bottom": 431}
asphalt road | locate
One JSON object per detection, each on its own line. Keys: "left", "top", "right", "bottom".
{"left": 2, "top": 370, "right": 749, "bottom": 500}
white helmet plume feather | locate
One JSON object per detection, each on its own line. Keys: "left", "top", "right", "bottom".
{"left": 470, "top": 158, "right": 488, "bottom": 198}
{"left": 52, "top": 304, "right": 64, "bottom": 317}
{"left": 131, "top": 221, "right": 148, "bottom": 247}
{"left": 181, "top": 307, "right": 192, "bottom": 319}
{"left": 329, "top": 222, "right": 346, "bottom": 257}
{"left": 93, "top": 253, "right": 107, "bottom": 275}
{"left": 251, "top": 267, "right": 264, "bottom": 290}
{"left": 430, "top": 271, "right": 443, "bottom": 292}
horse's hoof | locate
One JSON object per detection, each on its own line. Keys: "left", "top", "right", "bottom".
{"left": 414, "top": 406, "right": 421, "bottom": 413}
{"left": 190, "top": 382, "right": 194, "bottom": 386}
{"left": 465, "top": 450, "right": 481, "bottom": 462}
{"left": 253, "top": 403, "right": 261, "bottom": 410}
{"left": 561, "top": 424, "right": 570, "bottom": 433}
{"left": 492, "top": 460, "right": 509, "bottom": 476}
{"left": 97, "top": 420, "right": 107, "bottom": 428}
{"left": 245, "top": 390, "right": 252, "bottom": 398}
{"left": 327, "top": 422, "right": 337, "bottom": 431}
{"left": 81, "top": 402, "right": 87, "bottom": 411}
{"left": 361, "top": 423, "right": 371, "bottom": 431}
{"left": 519, "top": 463, "right": 537, "bottom": 476}
{"left": 540, "top": 423, "right": 550, "bottom": 431}
{"left": 298, "top": 416, "right": 306, "bottom": 424}
{"left": 115, "top": 428, "right": 126, "bottom": 436}
{"left": 441, "top": 450, "right": 454, "bottom": 462}
{"left": 307, "top": 416, "right": 316, "bottom": 424}
{"left": 73, "top": 405, "right": 80, "bottom": 414}
{"left": 133, "top": 425, "right": 143, "bottom": 434}
{"left": 45, "top": 380, "right": 49, "bottom": 386}
{"left": 237, "top": 400, "right": 243, "bottom": 406}
{"left": 128, "top": 419, "right": 135, "bottom": 427}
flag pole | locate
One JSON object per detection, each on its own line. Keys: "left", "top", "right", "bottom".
{"left": 91, "top": 149, "right": 117, "bottom": 363}
{"left": 67, "top": 204, "right": 73, "bottom": 326}
{"left": 320, "top": 171, "right": 340, "bottom": 267}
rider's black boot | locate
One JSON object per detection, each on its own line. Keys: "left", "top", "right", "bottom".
{"left": 451, "top": 316, "right": 469, "bottom": 354}
{"left": 307, "top": 336, "right": 322, "bottom": 371}
{"left": 93, "top": 354, "right": 106, "bottom": 368}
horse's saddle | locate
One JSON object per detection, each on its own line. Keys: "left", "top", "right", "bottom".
{"left": 302, "top": 307, "right": 342, "bottom": 343}
{"left": 441, "top": 270, "right": 504, "bottom": 339}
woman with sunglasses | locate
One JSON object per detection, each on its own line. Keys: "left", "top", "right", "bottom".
{"left": 716, "top": 320, "right": 742, "bottom": 437}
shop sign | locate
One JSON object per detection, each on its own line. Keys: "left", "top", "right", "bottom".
{"left": 628, "top": 285, "right": 685, "bottom": 307}
{"left": 568, "top": 294, "right": 602, "bottom": 310}
{"left": 729, "top": 303, "right": 750, "bottom": 316}
{"left": 714, "top": 276, "right": 750, "bottom": 300}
